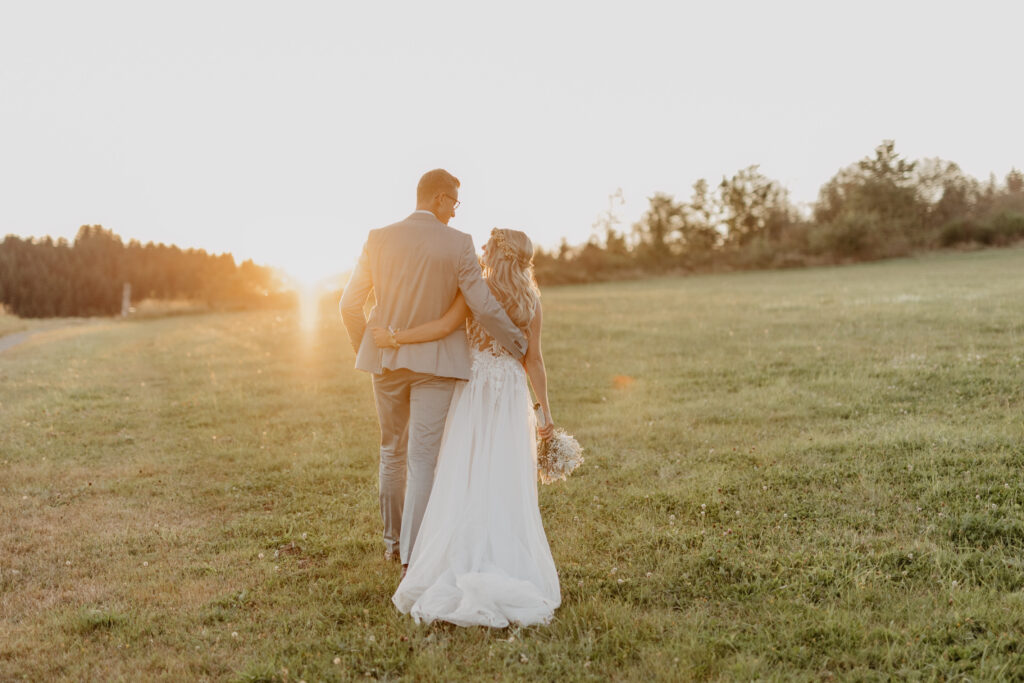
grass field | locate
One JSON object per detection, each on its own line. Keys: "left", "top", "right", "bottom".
{"left": 2, "top": 247, "right": 1024, "bottom": 681}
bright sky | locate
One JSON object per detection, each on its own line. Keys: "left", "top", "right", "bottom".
{"left": 2, "top": 1, "right": 1021, "bottom": 284}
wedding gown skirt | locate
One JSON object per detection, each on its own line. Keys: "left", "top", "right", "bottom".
{"left": 392, "top": 349, "right": 561, "bottom": 627}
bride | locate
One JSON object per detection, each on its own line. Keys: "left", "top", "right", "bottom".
{"left": 370, "top": 227, "right": 561, "bottom": 628}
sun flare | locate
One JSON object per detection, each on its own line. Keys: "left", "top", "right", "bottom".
{"left": 296, "top": 283, "right": 323, "bottom": 333}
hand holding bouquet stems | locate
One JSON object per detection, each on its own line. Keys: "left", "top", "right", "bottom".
{"left": 534, "top": 403, "right": 584, "bottom": 485}
{"left": 535, "top": 404, "right": 554, "bottom": 440}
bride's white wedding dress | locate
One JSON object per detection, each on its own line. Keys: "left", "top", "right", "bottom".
{"left": 391, "top": 341, "right": 561, "bottom": 627}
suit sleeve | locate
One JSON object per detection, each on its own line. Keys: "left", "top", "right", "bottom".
{"left": 339, "top": 235, "right": 373, "bottom": 354}
{"left": 456, "top": 236, "right": 528, "bottom": 359}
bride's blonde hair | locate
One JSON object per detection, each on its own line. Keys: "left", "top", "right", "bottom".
{"left": 469, "top": 228, "right": 540, "bottom": 345}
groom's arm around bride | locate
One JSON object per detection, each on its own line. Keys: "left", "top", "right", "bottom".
{"left": 339, "top": 193, "right": 526, "bottom": 375}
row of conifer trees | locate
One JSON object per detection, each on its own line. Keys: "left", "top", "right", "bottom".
{"left": 0, "top": 225, "right": 287, "bottom": 318}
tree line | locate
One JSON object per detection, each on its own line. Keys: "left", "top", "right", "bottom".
{"left": 534, "top": 141, "right": 1024, "bottom": 284}
{"left": 5, "top": 140, "right": 1021, "bottom": 318}
{"left": 0, "top": 225, "right": 290, "bottom": 318}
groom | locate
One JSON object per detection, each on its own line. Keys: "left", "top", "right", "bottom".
{"left": 340, "top": 169, "right": 527, "bottom": 572}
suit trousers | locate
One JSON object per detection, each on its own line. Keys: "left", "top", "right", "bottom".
{"left": 371, "top": 368, "right": 457, "bottom": 563}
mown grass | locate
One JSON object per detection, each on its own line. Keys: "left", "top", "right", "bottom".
{"left": 2, "top": 247, "right": 1024, "bottom": 681}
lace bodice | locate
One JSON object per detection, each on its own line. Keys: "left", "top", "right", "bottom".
{"left": 467, "top": 316, "right": 524, "bottom": 396}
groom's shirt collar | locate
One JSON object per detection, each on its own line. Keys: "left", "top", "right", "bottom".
{"left": 412, "top": 210, "right": 435, "bottom": 217}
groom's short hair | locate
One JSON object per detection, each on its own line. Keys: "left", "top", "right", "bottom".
{"left": 417, "top": 169, "right": 460, "bottom": 204}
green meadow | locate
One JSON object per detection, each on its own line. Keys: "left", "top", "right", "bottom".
{"left": 2, "top": 247, "right": 1024, "bottom": 681}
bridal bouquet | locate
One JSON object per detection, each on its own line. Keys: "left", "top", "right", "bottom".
{"left": 535, "top": 404, "right": 584, "bottom": 485}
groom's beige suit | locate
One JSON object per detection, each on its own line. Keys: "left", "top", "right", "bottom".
{"left": 340, "top": 211, "right": 527, "bottom": 563}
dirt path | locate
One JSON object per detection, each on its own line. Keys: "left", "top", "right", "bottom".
{"left": 0, "top": 320, "right": 107, "bottom": 354}
{"left": 0, "top": 329, "right": 41, "bottom": 352}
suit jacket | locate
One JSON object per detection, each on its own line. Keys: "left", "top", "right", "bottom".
{"left": 339, "top": 212, "right": 528, "bottom": 379}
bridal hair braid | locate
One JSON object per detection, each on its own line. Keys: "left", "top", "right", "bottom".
{"left": 468, "top": 228, "right": 541, "bottom": 348}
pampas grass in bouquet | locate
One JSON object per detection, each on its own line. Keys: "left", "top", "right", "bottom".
{"left": 534, "top": 403, "right": 584, "bottom": 484}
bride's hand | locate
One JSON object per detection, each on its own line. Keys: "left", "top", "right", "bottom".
{"left": 370, "top": 326, "right": 397, "bottom": 349}
{"left": 538, "top": 421, "right": 554, "bottom": 440}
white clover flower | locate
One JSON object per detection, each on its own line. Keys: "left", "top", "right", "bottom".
{"left": 333, "top": 657, "right": 341, "bottom": 665}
